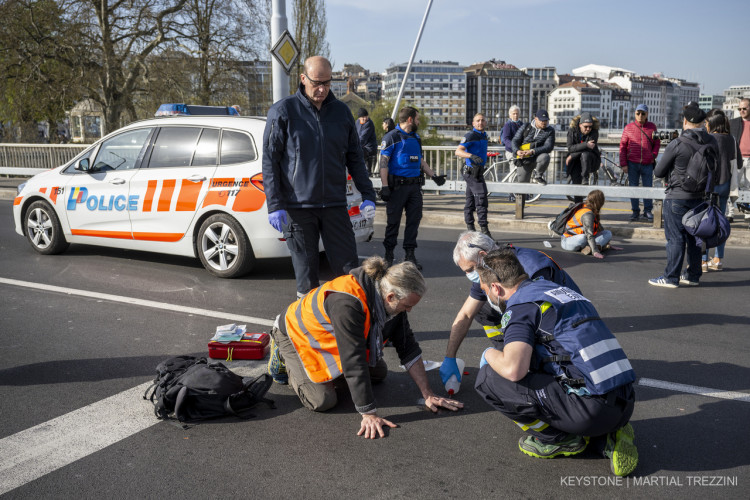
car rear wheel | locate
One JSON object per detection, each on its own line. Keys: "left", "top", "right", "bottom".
{"left": 197, "top": 214, "right": 255, "bottom": 278}
{"left": 25, "top": 200, "right": 69, "bottom": 255}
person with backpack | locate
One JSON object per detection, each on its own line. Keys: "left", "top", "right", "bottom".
{"left": 440, "top": 231, "right": 582, "bottom": 389}
{"left": 560, "top": 189, "right": 621, "bottom": 259}
{"left": 474, "top": 249, "right": 638, "bottom": 477}
{"left": 649, "top": 103, "right": 718, "bottom": 288}
{"left": 267, "top": 256, "right": 463, "bottom": 438}
{"left": 701, "top": 109, "right": 742, "bottom": 272}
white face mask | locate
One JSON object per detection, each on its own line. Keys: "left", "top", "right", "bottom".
{"left": 488, "top": 296, "right": 504, "bottom": 313}
{"left": 466, "top": 270, "right": 480, "bottom": 283}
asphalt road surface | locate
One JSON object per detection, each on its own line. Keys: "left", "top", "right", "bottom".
{"left": 1, "top": 199, "right": 749, "bottom": 499}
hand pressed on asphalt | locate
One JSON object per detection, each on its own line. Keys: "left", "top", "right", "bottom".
{"left": 424, "top": 395, "right": 464, "bottom": 413}
{"left": 358, "top": 413, "right": 398, "bottom": 439}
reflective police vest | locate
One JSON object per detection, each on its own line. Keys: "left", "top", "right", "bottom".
{"left": 461, "top": 129, "right": 488, "bottom": 167}
{"left": 284, "top": 275, "right": 371, "bottom": 383}
{"left": 385, "top": 126, "right": 422, "bottom": 178}
{"left": 565, "top": 207, "right": 599, "bottom": 237}
{"left": 504, "top": 279, "right": 635, "bottom": 395}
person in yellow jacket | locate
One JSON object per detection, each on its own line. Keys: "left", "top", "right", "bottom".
{"left": 560, "top": 189, "right": 622, "bottom": 259}
{"left": 268, "top": 256, "right": 463, "bottom": 438}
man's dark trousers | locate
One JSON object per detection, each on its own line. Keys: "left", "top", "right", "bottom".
{"left": 383, "top": 183, "right": 422, "bottom": 251}
{"left": 463, "top": 173, "right": 489, "bottom": 227}
{"left": 568, "top": 151, "right": 599, "bottom": 202}
{"left": 475, "top": 367, "right": 634, "bottom": 444}
{"left": 284, "top": 207, "right": 358, "bottom": 295}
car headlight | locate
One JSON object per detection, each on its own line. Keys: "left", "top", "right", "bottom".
{"left": 17, "top": 182, "right": 26, "bottom": 195}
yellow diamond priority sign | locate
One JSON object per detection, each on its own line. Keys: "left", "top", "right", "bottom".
{"left": 271, "top": 30, "right": 300, "bottom": 75}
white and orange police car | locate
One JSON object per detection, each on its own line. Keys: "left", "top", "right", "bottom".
{"left": 13, "top": 115, "right": 374, "bottom": 278}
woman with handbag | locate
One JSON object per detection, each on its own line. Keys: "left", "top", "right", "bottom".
{"left": 702, "top": 109, "right": 742, "bottom": 271}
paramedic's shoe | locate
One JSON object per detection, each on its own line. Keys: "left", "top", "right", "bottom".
{"left": 518, "top": 434, "right": 587, "bottom": 459}
{"left": 648, "top": 276, "right": 678, "bottom": 288}
{"left": 605, "top": 423, "right": 638, "bottom": 477}
{"left": 267, "top": 337, "right": 288, "bottom": 384}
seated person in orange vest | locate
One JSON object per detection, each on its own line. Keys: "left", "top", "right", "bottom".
{"left": 560, "top": 189, "right": 622, "bottom": 259}
{"left": 267, "top": 256, "right": 463, "bottom": 438}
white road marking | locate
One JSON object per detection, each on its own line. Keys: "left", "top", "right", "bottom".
{"left": 638, "top": 378, "right": 750, "bottom": 402}
{"left": 0, "top": 277, "right": 274, "bottom": 327}
{"left": 0, "top": 383, "right": 156, "bottom": 495}
{"left": 3, "top": 276, "right": 749, "bottom": 493}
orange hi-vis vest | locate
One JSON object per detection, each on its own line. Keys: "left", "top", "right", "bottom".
{"left": 285, "top": 274, "right": 371, "bottom": 383}
{"left": 564, "top": 207, "right": 599, "bottom": 237}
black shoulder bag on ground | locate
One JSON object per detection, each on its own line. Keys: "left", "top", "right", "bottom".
{"left": 144, "top": 356, "right": 275, "bottom": 427}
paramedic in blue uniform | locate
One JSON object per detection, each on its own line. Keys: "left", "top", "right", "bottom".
{"left": 379, "top": 106, "right": 445, "bottom": 270}
{"left": 455, "top": 113, "right": 492, "bottom": 237}
{"left": 262, "top": 56, "right": 377, "bottom": 297}
{"left": 473, "top": 249, "right": 638, "bottom": 477}
{"left": 440, "top": 231, "right": 582, "bottom": 390}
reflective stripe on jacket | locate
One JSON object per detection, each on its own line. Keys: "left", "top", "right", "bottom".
{"left": 505, "top": 280, "right": 636, "bottom": 395}
{"left": 564, "top": 207, "right": 598, "bottom": 238}
{"left": 285, "top": 275, "right": 371, "bottom": 383}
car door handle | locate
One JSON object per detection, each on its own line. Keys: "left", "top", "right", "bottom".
{"left": 110, "top": 178, "right": 126, "bottom": 185}
{"left": 188, "top": 175, "right": 207, "bottom": 183}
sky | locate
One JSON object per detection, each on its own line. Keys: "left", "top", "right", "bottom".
{"left": 323, "top": 0, "right": 748, "bottom": 95}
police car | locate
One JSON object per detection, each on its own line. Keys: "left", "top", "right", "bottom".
{"left": 13, "top": 115, "right": 374, "bottom": 278}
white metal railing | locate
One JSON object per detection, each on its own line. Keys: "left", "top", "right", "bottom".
{"left": 0, "top": 144, "right": 86, "bottom": 175}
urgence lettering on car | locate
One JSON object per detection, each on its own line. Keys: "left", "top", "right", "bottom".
{"left": 67, "top": 186, "right": 139, "bottom": 211}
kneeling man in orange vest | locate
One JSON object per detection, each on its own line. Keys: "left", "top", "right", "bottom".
{"left": 269, "top": 256, "right": 463, "bottom": 438}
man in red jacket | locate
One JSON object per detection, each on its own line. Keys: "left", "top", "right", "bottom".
{"left": 619, "top": 104, "right": 661, "bottom": 221}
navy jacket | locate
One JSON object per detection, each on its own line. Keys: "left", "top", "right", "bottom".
{"left": 500, "top": 120, "right": 523, "bottom": 152}
{"left": 511, "top": 122, "right": 555, "bottom": 155}
{"left": 655, "top": 128, "right": 718, "bottom": 200}
{"left": 356, "top": 118, "right": 377, "bottom": 156}
{"left": 262, "top": 84, "right": 376, "bottom": 212}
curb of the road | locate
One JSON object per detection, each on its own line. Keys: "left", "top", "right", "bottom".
{"left": 376, "top": 210, "right": 750, "bottom": 247}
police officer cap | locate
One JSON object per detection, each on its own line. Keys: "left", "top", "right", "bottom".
{"left": 358, "top": 108, "right": 369, "bottom": 117}
{"left": 683, "top": 104, "right": 706, "bottom": 124}
{"left": 580, "top": 112, "right": 594, "bottom": 124}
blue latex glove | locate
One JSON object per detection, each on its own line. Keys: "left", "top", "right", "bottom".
{"left": 480, "top": 347, "right": 493, "bottom": 368}
{"left": 268, "top": 210, "right": 287, "bottom": 233}
{"left": 359, "top": 199, "right": 376, "bottom": 219}
{"left": 440, "top": 356, "right": 461, "bottom": 385}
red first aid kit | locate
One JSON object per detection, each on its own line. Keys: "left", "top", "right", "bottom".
{"left": 208, "top": 333, "right": 270, "bottom": 361}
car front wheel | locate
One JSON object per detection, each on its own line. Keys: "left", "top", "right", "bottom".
{"left": 197, "top": 214, "right": 255, "bottom": 278}
{"left": 25, "top": 200, "right": 69, "bottom": 255}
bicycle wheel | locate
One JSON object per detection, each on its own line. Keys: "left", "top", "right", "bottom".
{"left": 507, "top": 170, "right": 541, "bottom": 204}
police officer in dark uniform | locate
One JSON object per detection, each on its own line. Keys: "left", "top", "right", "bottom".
{"left": 474, "top": 249, "right": 638, "bottom": 477}
{"left": 455, "top": 113, "right": 491, "bottom": 236}
{"left": 379, "top": 107, "right": 445, "bottom": 269}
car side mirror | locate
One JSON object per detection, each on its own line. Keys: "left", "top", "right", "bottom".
{"left": 76, "top": 158, "right": 90, "bottom": 172}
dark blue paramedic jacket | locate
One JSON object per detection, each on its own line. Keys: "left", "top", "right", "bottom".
{"left": 460, "top": 128, "right": 488, "bottom": 167}
{"left": 262, "top": 84, "right": 376, "bottom": 213}
{"left": 380, "top": 125, "right": 423, "bottom": 178}
{"left": 503, "top": 279, "right": 636, "bottom": 395}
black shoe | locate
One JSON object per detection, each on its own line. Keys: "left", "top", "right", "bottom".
{"left": 404, "top": 249, "right": 422, "bottom": 270}
{"left": 533, "top": 175, "right": 547, "bottom": 186}
{"left": 384, "top": 249, "right": 394, "bottom": 266}
{"left": 467, "top": 223, "right": 476, "bottom": 231}
{"left": 629, "top": 212, "right": 640, "bottom": 222}
{"left": 727, "top": 216, "right": 734, "bottom": 223}
{"left": 480, "top": 225, "right": 492, "bottom": 238}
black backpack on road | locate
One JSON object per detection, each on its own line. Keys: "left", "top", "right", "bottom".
{"left": 144, "top": 355, "right": 275, "bottom": 425}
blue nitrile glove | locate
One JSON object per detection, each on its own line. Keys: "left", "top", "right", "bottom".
{"left": 440, "top": 356, "right": 461, "bottom": 385}
{"left": 268, "top": 210, "right": 287, "bottom": 233}
{"left": 360, "top": 199, "right": 376, "bottom": 219}
{"left": 480, "top": 347, "right": 493, "bottom": 368}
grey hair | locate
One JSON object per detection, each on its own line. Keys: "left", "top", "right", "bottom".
{"left": 452, "top": 231, "right": 500, "bottom": 266}
{"left": 362, "top": 256, "right": 426, "bottom": 299}
{"left": 509, "top": 105, "right": 520, "bottom": 116}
